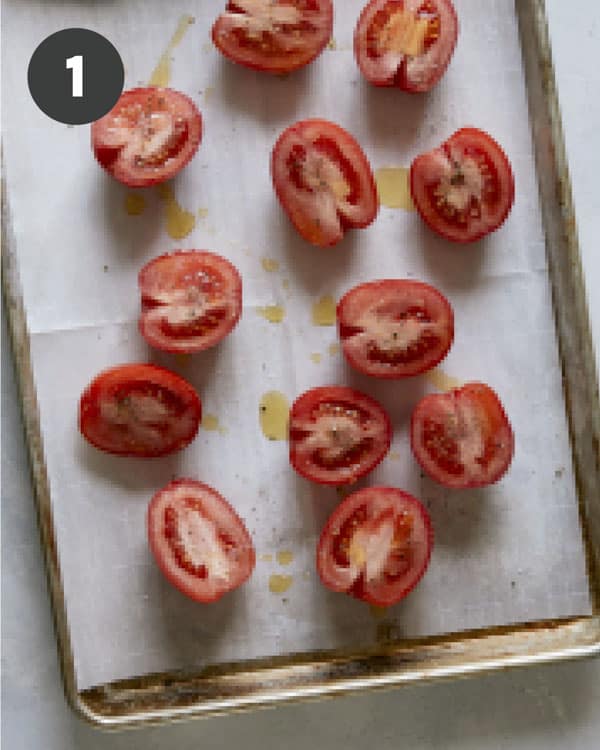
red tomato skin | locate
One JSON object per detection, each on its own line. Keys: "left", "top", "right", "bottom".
{"left": 211, "top": 1, "right": 333, "bottom": 75}
{"left": 271, "top": 119, "right": 379, "bottom": 248}
{"left": 354, "top": 0, "right": 459, "bottom": 93}
{"left": 79, "top": 364, "right": 201, "bottom": 458}
{"left": 317, "top": 486, "right": 433, "bottom": 607}
{"left": 410, "top": 382, "right": 515, "bottom": 489}
{"left": 410, "top": 127, "right": 515, "bottom": 244}
{"left": 138, "top": 250, "right": 243, "bottom": 354}
{"left": 147, "top": 479, "right": 256, "bottom": 603}
{"left": 337, "top": 279, "right": 455, "bottom": 379}
{"left": 289, "top": 386, "right": 392, "bottom": 486}
{"left": 91, "top": 87, "right": 202, "bottom": 188}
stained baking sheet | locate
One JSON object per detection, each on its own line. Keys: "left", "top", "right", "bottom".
{"left": 1, "top": 0, "right": 592, "bottom": 691}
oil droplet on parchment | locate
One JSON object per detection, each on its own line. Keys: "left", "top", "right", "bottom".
{"left": 261, "top": 257, "right": 280, "bottom": 273}
{"left": 157, "top": 183, "right": 196, "bottom": 239}
{"left": 375, "top": 167, "right": 416, "bottom": 211}
{"left": 276, "top": 550, "right": 294, "bottom": 566}
{"left": 124, "top": 193, "right": 146, "bottom": 216}
{"left": 425, "top": 368, "right": 463, "bottom": 392}
{"left": 312, "top": 295, "right": 336, "bottom": 326}
{"left": 336, "top": 485, "right": 352, "bottom": 500}
{"left": 197, "top": 207, "right": 209, "bottom": 220}
{"left": 369, "top": 604, "right": 388, "bottom": 620}
{"left": 328, "top": 343, "right": 340, "bottom": 357}
{"left": 327, "top": 38, "right": 337, "bottom": 51}
{"left": 269, "top": 574, "right": 293, "bottom": 594}
{"left": 149, "top": 15, "right": 195, "bottom": 87}
{"left": 259, "top": 554, "right": 273, "bottom": 563}
{"left": 175, "top": 353, "right": 190, "bottom": 366}
{"left": 310, "top": 353, "right": 322, "bottom": 364}
{"left": 257, "top": 305, "right": 285, "bottom": 323}
{"left": 375, "top": 620, "right": 401, "bottom": 644}
{"left": 259, "top": 391, "right": 290, "bottom": 441}
{"left": 202, "top": 413, "right": 227, "bottom": 435}
{"left": 389, "top": 450, "right": 401, "bottom": 462}
{"left": 203, "top": 86, "right": 216, "bottom": 103}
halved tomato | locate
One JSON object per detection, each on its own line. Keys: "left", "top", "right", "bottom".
{"left": 410, "top": 127, "right": 515, "bottom": 243}
{"left": 212, "top": 0, "right": 333, "bottom": 74}
{"left": 91, "top": 87, "right": 202, "bottom": 187}
{"left": 271, "top": 119, "right": 379, "bottom": 247}
{"left": 317, "top": 486, "right": 433, "bottom": 606}
{"left": 79, "top": 364, "right": 201, "bottom": 457}
{"left": 289, "top": 386, "right": 391, "bottom": 485}
{"left": 354, "top": 0, "right": 458, "bottom": 92}
{"left": 148, "top": 479, "right": 256, "bottom": 603}
{"left": 337, "top": 279, "right": 454, "bottom": 378}
{"left": 138, "top": 251, "right": 243, "bottom": 354}
{"left": 411, "top": 382, "right": 515, "bottom": 488}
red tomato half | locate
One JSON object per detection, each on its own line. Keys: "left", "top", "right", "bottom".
{"left": 138, "top": 251, "right": 243, "bottom": 354}
{"left": 271, "top": 119, "right": 379, "bottom": 247}
{"left": 289, "top": 386, "right": 391, "bottom": 485}
{"left": 317, "top": 486, "right": 433, "bottom": 606}
{"left": 411, "top": 382, "right": 515, "bottom": 488}
{"left": 148, "top": 479, "right": 256, "bottom": 603}
{"left": 79, "top": 364, "right": 201, "bottom": 457}
{"left": 91, "top": 87, "right": 202, "bottom": 187}
{"left": 354, "top": 0, "right": 458, "bottom": 92}
{"left": 337, "top": 279, "right": 454, "bottom": 378}
{"left": 410, "top": 127, "right": 515, "bottom": 243}
{"left": 212, "top": 0, "right": 333, "bottom": 74}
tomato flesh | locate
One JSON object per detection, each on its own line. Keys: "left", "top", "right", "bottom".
{"left": 411, "top": 382, "right": 515, "bottom": 488}
{"left": 289, "top": 386, "right": 391, "bottom": 485}
{"left": 79, "top": 364, "right": 201, "bottom": 457}
{"left": 148, "top": 480, "right": 255, "bottom": 603}
{"left": 410, "top": 127, "right": 515, "bottom": 243}
{"left": 91, "top": 87, "right": 202, "bottom": 187}
{"left": 337, "top": 279, "right": 454, "bottom": 378}
{"left": 354, "top": 0, "right": 458, "bottom": 92}
{"left": 212, "top": 0, "right": 333, "bottom": 73}
{"left": 317, "top": 486, "right": 433, "bottom": 606}
{"left": 272, "top": 119, "right": 378, "bottom": 247}
{"left": 139, "top": 251, "right": 243, "bottom": 354}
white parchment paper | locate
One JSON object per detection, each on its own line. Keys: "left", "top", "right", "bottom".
{"left": 2, "top": 0, "right": 592, "bottom": 690}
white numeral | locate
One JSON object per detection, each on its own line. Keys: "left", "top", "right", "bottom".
{"left": 66, "top": 55, "right": 83, "bottom": 98}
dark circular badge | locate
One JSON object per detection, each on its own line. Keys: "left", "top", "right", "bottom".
{"left": 27, "top": 28, "right": 124, "bottom": 125}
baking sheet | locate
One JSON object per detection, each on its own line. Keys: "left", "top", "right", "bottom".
{"left": 2, "top": 0, "right": 592, "bottom": 690}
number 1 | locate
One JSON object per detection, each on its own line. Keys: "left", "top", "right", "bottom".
{"left": 66, "top": 55, "right": 83, "bottom": 97}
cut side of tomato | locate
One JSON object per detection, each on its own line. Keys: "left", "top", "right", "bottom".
{"left": 289, "top": 386, "right": 391, "bottom": 485}
{"left": 410, "top": 127, "right": 515, "bottom": 243}
{"left": 411, "top": 382, "right": 515, "bottom": 488}
{"left": 271, "top": 119, "right": 379, "bottom": 247}
{"left": 79, "top": 364, "right": 201, "bottom": 457}
{"left": 148, "top": 479, "right": 256, "bottom": 603}
{"left": 91, "top": 87, "right": 202, "bottom": 187}
{"left": 354, "top": 0, "right": 458, "bottom": 92}
{"left": 317, "top": 486, "right": 433, "bottom": 606}
{"left": 212, "top": 0, "right": 333, "bottom": 74}
{"left": 337, "top": 279, "right": 454, "bottom": 378}
{"left": 138, "top": 251, "right": 243, "bottom": 354}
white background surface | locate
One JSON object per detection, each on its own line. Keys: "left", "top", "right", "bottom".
{"left": 3, "top": 0, "right": 592, "bottom": 690}
{"left": 2, "top": 0, "right": 599, "bottom": 746}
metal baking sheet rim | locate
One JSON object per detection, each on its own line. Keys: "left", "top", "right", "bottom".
{"left": 2, "top": 0, "right": 599, "bottom": 729}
